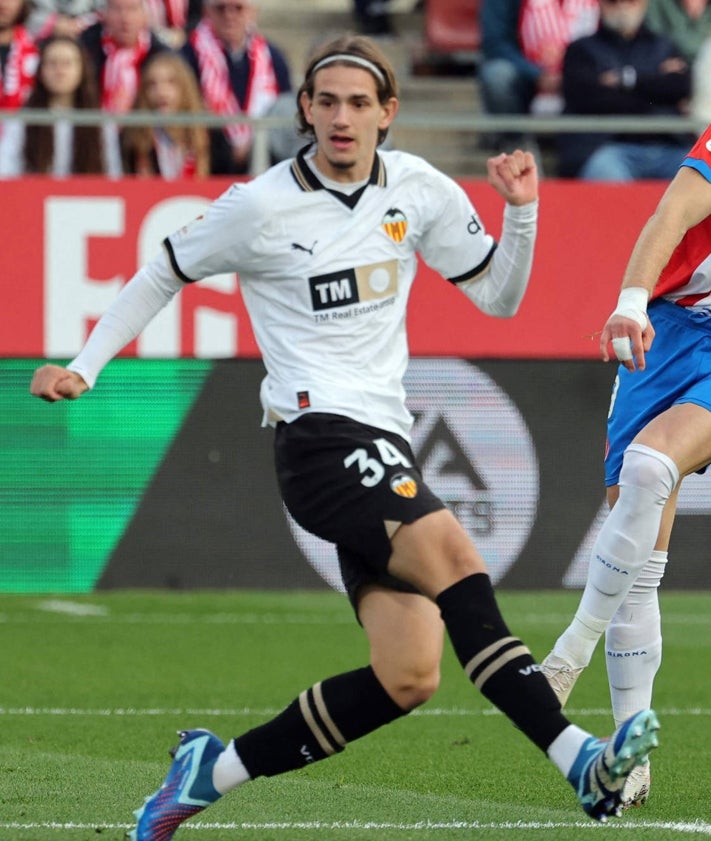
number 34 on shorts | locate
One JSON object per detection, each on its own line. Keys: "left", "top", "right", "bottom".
{"left": 344, "top": 437, "right": 413, "bottom": 488}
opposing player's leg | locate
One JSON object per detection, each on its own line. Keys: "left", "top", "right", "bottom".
{"left": 387, "top": 508, "right": 659, "bottom": 821}
{"left": 543, "top": 403, "right": 711, "bottom": 698}
{"left": 542, "top": 490, "right": 675, "bottom": 710}
{"left": 605, "top": 490, "right": 675, "bottom": 728}
{"left": 604, "top": 487, "right": 675, "bottom": 809}
{"left": 543, "top": 304, "right": 711, "bottom": 703}
{"left": 543, "top": 439, "right": 678, "bottom": 677}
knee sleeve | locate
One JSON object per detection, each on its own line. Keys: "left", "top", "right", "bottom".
{"left": 589, "top": 444, "right": 677, "bottom": 588}
{"left": 574, "top": 448, "right": 676, "bottom": 653}
{"left": 619, "top": 444, "right": 679, "bottom": 502}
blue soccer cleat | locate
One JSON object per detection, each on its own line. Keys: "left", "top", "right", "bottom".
{"left": 128, "top": 728, "right": 225, "bottom": 841}
{"left": 568, "top": 709, "right": 660, "bottom": 822}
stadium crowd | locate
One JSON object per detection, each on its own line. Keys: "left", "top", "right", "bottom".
{"left": 0, "top": 0, "right": 709, "bottom": 177}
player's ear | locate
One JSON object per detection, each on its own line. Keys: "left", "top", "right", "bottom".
{"left": 299, "top": 90, "right": 314, "bottom": 126}
{"left": 378, "top": 96, "right": 398, "bottom": 132}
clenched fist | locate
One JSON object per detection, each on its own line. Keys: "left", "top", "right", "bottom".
{"left": 30, "top": 365, "right": 89, "bottom": 402}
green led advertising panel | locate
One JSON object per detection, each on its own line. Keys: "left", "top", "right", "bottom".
{"left": 0, "top": 359, "right": 211, "bottom": 593}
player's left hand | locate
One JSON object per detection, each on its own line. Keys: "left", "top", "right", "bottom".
{"left": 486, "top": 150, "right": 539, "bottom": 206}
{"left": 600, "top": 313, "right": 656, "bottom": 371}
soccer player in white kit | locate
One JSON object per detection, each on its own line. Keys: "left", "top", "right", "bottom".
{"left": 31, "top": 34, "right": 659, "bottom": 841}
{"left": 542, "top": 125, "right": 711, "bottom": 809}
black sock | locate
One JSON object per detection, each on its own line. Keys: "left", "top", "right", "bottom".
{"left": 233, "top": 666, "right": 405, "bottom": 777}
{"left": 436, "top": 573, "right": 569, "bottom": 752}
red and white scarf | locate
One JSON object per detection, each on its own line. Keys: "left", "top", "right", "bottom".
{"left": 0, "top": 26, "right": 39, "bottom": 109}
{"left": 153, "top": 129, "right": 197, "bottom": 179}
{"left": 519, "top": 0, "right": 599, "bottom": 73}
{"left": 189, "top": 21, "right": 278, "bottom": 150}
{"left": 100, "top": 30, "right": 151, "bottom": 113}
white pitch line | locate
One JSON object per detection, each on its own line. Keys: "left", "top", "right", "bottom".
{"left": 0, "top": 612, "right": 354, "bottom": 625}
{"left": 0, "top": 608, "right": 708, "bottom": 627}
{"left": 36, "top": 599, "right": 110, "bottom": 617}
{"left": 1, "top": 820, "right": 710, "bottom": 834}
{"left": 0, "top": 706, "right": 709, "bottom": 718}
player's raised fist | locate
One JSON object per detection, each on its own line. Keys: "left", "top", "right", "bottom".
{"left": 30, "top": 365, "right": 89, "bottom": 402}
{"left": 486, "top": 149, "right": 538, "bottom": 206}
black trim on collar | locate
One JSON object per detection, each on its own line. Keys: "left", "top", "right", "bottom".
{"left": 290, "top": 146, "right": 386, "bottom": 209}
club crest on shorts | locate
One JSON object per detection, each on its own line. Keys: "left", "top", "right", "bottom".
{"left": 390, "top": 472, "right": 418, "bottom": 498}
{"left": 382, "top": 208, "right": 407, "bottom": 243}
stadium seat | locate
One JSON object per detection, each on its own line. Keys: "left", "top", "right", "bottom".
{"left": 424, "top": 0, "right": 481, "bottom": 59}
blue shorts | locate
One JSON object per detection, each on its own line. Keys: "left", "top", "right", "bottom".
{"left": 605, "top": 299, "right": 711, "bottom": 485}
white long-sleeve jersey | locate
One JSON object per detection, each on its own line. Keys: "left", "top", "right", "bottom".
{"left": 69, "top": 147, "right": 538, "bottom": 440}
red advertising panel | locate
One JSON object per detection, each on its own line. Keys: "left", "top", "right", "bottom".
{"left": 0, "top": 176, "right": 665, "bottom": 359}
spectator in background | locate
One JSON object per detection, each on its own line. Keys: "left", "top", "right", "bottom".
{"left": 181, "top": 0, "right": 291, "bottom": 175}
{"left": 0, "top": 34, "right": 105, "bottom": 175}
{"left": 80, "top": 0, "right": 169, "bottom": 112}
{"left": 121, "top": 51, "right": 210, "bottom": 177}
{"left": 80, "top": 0, "right": 170, "bottom": 174}
{"left": 692, "top": 34, "right": 711, "bottom": 120}
{"left": 27, "top": 0, "right": 104, "bottom": 42}
{"left": 645, "top": 0, "right": 711, "bottom": 64}
{"left": 644, "top": 0, "right": 711, "bottom": 123}
{"left": 559, "top": 0, "right": 693, "bottom": 180}
{"left": 0, "top": 0, "right": 39, "bottom": 111}
{"left": 142, "top": 0, "right": 202, "bottom": 48}
{"left": 353, "top": 0, "right": 393, "bottom": 36}
{"left": 478, "top": 0, "right": 599, "bottom": 123}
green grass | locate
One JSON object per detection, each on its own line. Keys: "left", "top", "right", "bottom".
{"left": 0, "top": 590, "right": 708, "bottom": 840}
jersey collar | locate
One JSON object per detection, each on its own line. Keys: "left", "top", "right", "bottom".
{"left": 290, "top": 145, "right": 386, "bottom": 209}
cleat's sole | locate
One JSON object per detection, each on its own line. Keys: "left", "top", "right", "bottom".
{"left": 570, "top": 710, "right": 660, "bottom": 822}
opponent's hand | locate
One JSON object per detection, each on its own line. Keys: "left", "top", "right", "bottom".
{"left": 600, "top": 314, "right": 655, "bottom": 372}
{"left": 30, "top": 365, "right": 89, "bottom": 402}
{"left": 486, "top": 150, "right": 539, "bottom": 206}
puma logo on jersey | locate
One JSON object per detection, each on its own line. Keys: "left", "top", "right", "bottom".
{"left": 292, "top": 241, "right": 317, "bottom": 255}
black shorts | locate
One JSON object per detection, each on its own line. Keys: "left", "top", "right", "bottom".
{"left": 274, "top": 413, "right": 446, "bottom": 607}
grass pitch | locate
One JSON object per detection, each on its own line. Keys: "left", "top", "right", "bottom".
{"left": 0, "top": 589, "right": 709, "bottom": 841}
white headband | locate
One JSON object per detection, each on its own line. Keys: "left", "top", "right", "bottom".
{"left": 311, "top": 53, "right": 385, "bottom": 85}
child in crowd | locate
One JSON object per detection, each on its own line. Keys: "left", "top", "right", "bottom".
{"left": 121, "top": 51, "right": 210, "bottom": 178}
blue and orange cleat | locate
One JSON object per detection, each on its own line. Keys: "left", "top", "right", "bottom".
{"left": 128, "top": 728, "right": 225, "bottom": 841}
{"left": 568, "top": 709, "right": 660, "bottom": 822}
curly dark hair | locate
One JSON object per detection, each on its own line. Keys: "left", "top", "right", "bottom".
{"left": 296, "top": 34, "right": 399, "bottom": 146}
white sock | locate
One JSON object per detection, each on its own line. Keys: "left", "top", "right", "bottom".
{"left": 547, "top": 724, "right": 591, "bottom": 778}
{"left": 606, "top": 550, "right": 667, "bottom": 727}
{"left": 212, "top": 740, "right": 251, "bottom": 794}
{"left": 553, "top": 445, "right": 677, "bottom": 669}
